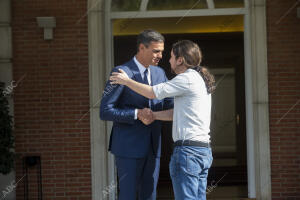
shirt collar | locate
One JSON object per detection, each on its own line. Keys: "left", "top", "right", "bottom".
{"left": 133, "top": 56, "right": 149, "bottom": 74}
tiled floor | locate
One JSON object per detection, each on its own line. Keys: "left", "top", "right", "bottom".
{"left": 157, "top": 184, "right": 248, "bottom": 200}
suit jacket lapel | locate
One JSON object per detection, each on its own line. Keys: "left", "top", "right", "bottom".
{"left": 127, "top": 58, "right": 151, "bottom": 107}
{"left": 149, "top": 65, "right": 153, "bottom": 86}
{"left": 149, "top": 66, "right": 156, "bottom": 109}
{"left": 128, "top": 58, "right": 143, "bottom": 83}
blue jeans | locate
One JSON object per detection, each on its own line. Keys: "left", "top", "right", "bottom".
{"left": 169, "top": 146, "right": 213, "bottom": 200}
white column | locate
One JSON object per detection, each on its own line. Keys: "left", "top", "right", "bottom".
{"left": 244, "top": 0, "right": 256, "bottom": 197}
{"left": 87, "top": 0, "right": 112, "bottom": 199}
{"left": 104, "top": 0, "right": 117, "bottom": 200}
{"left": 248, "top": 0, "right": 272, "bottom": 199}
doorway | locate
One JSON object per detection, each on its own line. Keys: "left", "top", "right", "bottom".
{"left": 89, "top": 0, "right": 272, "bottom": 199}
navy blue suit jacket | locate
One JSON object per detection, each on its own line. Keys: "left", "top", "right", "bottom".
{"left": 100, "top": 59, "right": 173, "bottom": 158}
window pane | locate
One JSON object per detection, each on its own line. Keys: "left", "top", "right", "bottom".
{"left": 147, "top": 0, "right": 207, "bottom": 10}
{"left": 111, "top": 0, "right": 142, "bottom": 11}
{"left": 214, "top": 0, "right": 244, "bottom": 8}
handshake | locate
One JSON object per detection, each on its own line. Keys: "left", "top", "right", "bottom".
{"left": 137, "top": 108, "right": 155, "bottom": 125}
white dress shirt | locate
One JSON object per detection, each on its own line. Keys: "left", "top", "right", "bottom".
{"left": 133, "top": 56, "right": 151, "bottom": 119}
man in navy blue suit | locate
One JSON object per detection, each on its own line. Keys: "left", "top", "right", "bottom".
{"left": 100, "top": 30, "right": 173, "bottom": 200}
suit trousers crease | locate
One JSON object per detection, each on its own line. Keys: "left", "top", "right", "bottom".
{"left": 116, "top": 131, "right": 160, "bottom": 200}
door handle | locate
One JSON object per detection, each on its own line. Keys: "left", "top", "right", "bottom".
{"left": 236, "top": 114, "right": 240, "bottom": 125}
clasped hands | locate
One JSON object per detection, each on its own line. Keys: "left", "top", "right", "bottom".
{"left": 137, "top": 108, "right": 155, "bottom": 125}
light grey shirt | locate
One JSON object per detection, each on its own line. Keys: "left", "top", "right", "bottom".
{"left": 153, "top": 69, "right": 211, "bottom": 143}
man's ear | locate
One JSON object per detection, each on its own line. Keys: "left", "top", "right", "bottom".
{"left": 176, "top": 57, "right": 183, "bottom": 65}
{"left": 138, "top": 43, "right": 145, "bottom": 52}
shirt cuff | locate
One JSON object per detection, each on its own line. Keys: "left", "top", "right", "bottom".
{"left": 134, "top": 109, "right": 138, "bottom": 120}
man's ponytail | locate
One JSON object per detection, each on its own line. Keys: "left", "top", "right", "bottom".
{"left": 193, "top": 66, "right": 216, "bottom": 94}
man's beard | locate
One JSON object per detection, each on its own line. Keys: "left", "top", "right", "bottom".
{"left": 171, "top": 64, "right": 183, "bottom": 74}
{"left": 171, "top": 67, "right": 176, "bottom": 74}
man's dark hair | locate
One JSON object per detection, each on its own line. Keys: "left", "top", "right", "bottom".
{"left": 172, "top": 40, "right": 216, "bottom": 94}
{"left": 137, "top": 29, "right": 164, "bottom": 51}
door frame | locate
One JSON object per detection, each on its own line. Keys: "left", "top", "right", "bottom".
{"left": 88, "top": 0, "right": 271, "bottom": 199}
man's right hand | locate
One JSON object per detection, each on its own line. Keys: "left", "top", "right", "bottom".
{"left": 137, "top": 108, "right": 154, "bottom": 125}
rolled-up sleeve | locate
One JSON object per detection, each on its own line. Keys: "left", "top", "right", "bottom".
{"left": 152, "top": 73, "right": 190, "bottom": 100}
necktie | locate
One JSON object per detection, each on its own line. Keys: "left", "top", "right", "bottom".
{"left": 143, "top": 69, "right": 149, "bottom": 85}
